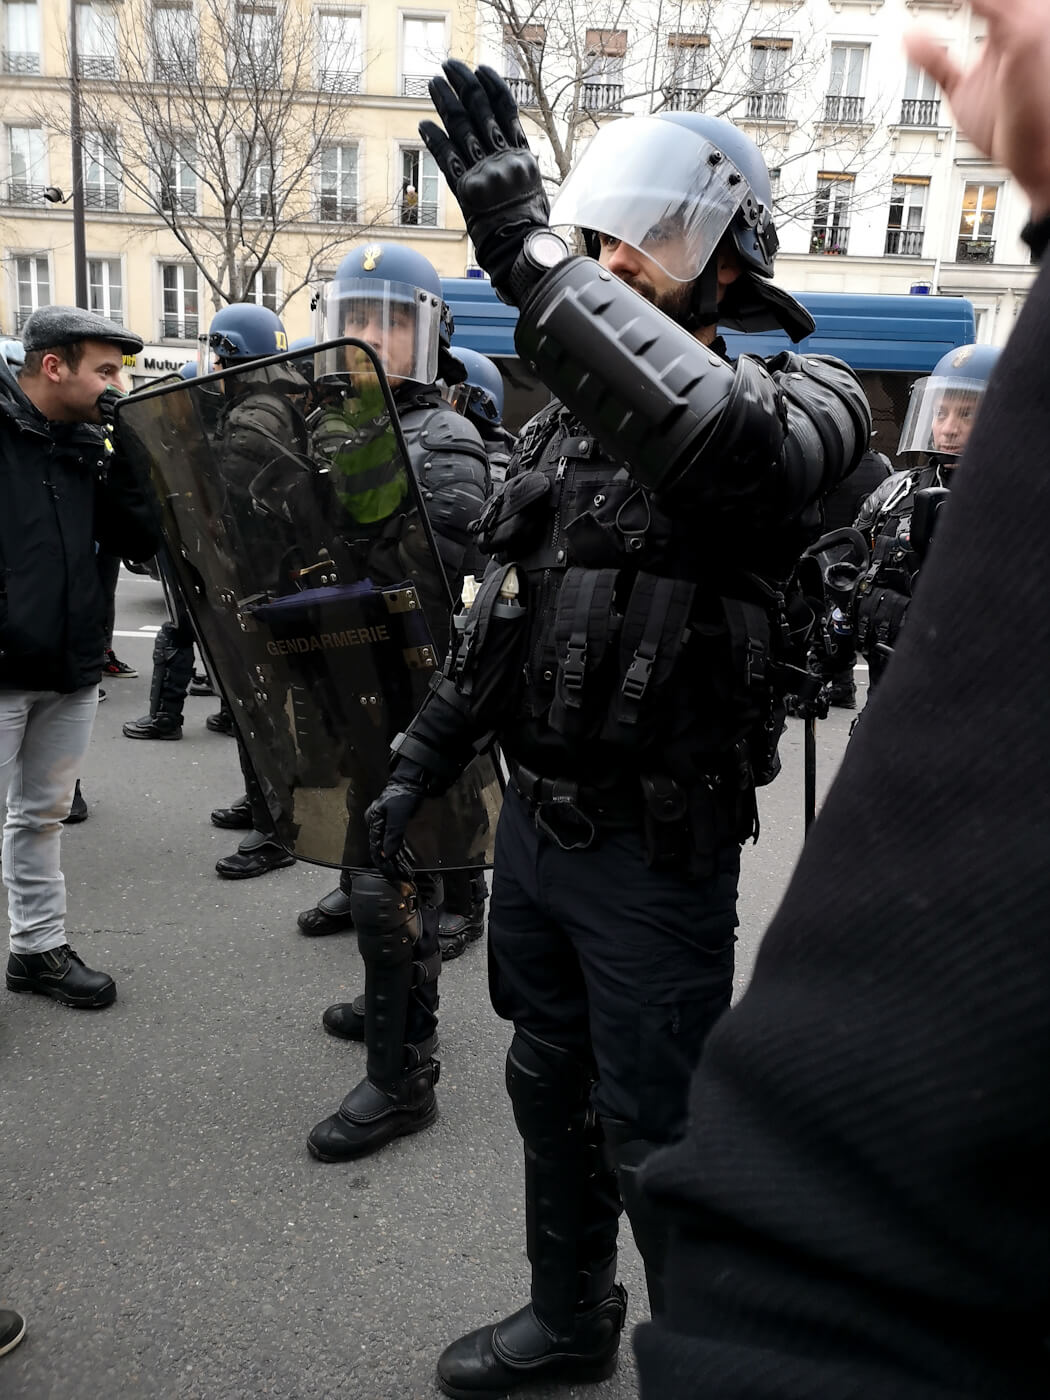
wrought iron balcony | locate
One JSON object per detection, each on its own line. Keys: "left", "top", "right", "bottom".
{"left": 242, "top": 193, "right": 274, "bottom": 218}
{"left": 77, "top": 53, "right": 118, "bottom": 79}
{"left": 581, "top": 81, "right": 622, "bottom": 112}
{"left": 318, "top": 68, "right": 360, "bottom": 94}
{"left": 956, "top": 237, "right": 995, "bottom": 263}
{"left": 823, "top": 94, "right": 865, "bottom": 124}
{"left": 401, "top": 73, "right": 430, "bottom": 98}
{"left": 663, "top": 84, "right": 705, "bottom": 112}
{"left": 746, "top": 90, "right": 787, "bottom": 121}
{"left": 317, "top": 196, "right": 358, "bottom": 222}
{"left": 505, "top": 76, "right": 536, "bottom": 106}
{"left": 2, "top": 50, "right": 40, "bottom": 74}
{"left": 885, "top": 227, "right": 925, "bottom": 257}
{"left": 160, "top": 189, "right": 198, "bottom": 214}
{"left": 154, "top": 54, "right": 196, "bottom": 82}
{"left": 3, "top": 181, "right": 45, "bottom": 205}
{"left": 399, "top": 198, "right": 437, "bottom": 227}
{"left": 900, "top": 97, "right": 940, "bottom": 126}
{"left": 160, "top": 316, "right": 198, "bottom": 340}
{"left": 810, "top": 225, "right": 850, "bottom": 255}
{"left": 83, "top": 185, "right": 120, "bottom": 210}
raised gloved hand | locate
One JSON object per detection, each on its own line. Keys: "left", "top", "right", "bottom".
{"left": 419, "top": 60, "right": 550, "bottom": 294}
{"left": 365, "top": 764, "right": 428, "bottom": 881}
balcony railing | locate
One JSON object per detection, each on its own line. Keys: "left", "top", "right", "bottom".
{"left": 746, "top": 90, "right": 787, "bottom": 120}
{"left": 900, "top": 97, "right": 940, "bottom": 126}
{"left": 401, "top": 73, "right": 430, "bottom": 98}
{"left": 317, "top": 196, "right": 358, "bottom": 222}
{"left": 160, "top": 189, "right": 198, "bottom": 214}
{"left": 505, "top": 76, "right": 536, "bottom": 106}
{"left": 77, "top": 53, "right": 118, "bottom": 79}
{"left": 885, "top": 227, "right": 925, "bottom": 257}
{"left": 399, "top": 198, "right": 437, "bottom": 226}
{"left": 663, "top": 84, "right": 705, "bottom": 112}
{"left": 956, "top": 237, "right": 995, "bottom": 263}
{"left": 581, "top": 81, "right": 622, "bottom": 112}
{"left": 811, "top": 224, "right": 850, "bottom": 255}
{"left": 823, "top": 94, "right": 865, "bottom": 124}
{"left": 2, "top": 49, "right": 40, "bottom": 74}
{"left": 242, "top": 193, "right": 274, "bottom": 218}
{"left": 3, "top": 181, "right": 45, "bottom": 205}
{"left": 154, "top": 54, "right": 196, "bottom": 82}
{"left": 318, "top": 68, "right": 360, "bottom": 94}
{"left": 83, "top": 185, "right": 120, "bottom": 210}
{"left": 160, "top": 316, "right": 198, "bottom": 340}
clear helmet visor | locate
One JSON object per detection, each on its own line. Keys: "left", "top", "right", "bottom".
{"left": 318, "top": 278, "right": 442, "bottom": 386}
{"left": 897, "top": 374, "right": 988, "bottom": 458}
{"left": 549, "top": 117, "right": 749, "bottom": 282}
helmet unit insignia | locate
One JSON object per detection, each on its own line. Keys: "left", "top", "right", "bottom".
{"left": 362, "top": 244, "right": 382, "bottom": 272}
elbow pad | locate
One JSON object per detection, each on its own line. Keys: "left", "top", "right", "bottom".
{"left": 516, "top": 256, "right": 777, "bottom": 493}
{"left": 769, "top": 353, "right": 872, "bottom": 505}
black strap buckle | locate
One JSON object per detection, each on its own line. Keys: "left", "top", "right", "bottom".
{"left": 562, "top": 636, "right": 588, "bottom": 696}
{"left": 621, "top": 650, "right": 654, "bottom": 706}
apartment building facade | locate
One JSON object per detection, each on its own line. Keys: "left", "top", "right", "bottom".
{"left": 484, "top": 0, "right": 1036, "bottom": 346}
{"left": 0, "top": 0, "right": 478, "bottom": 377}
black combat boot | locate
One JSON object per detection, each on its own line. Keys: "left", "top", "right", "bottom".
{"left": 215, "top": 830, "right": 296, "bottom": 878}
{"left": 438, "top": 874, "right": 487, "bottom": 960}
{"left": 206, "top": 705, "right": 236, "bottom": 735}
{"left": 210, "top": 795, "right": 253, "bottom": 830}
{"left": 122, "top": 712, "right": 183, "bottom": 740}
{"left": 306, "top": 1040, "right": 439, "bottom": 1161}
{"left": 828, "top": 677, "right": 857, "bottom": 709}
{"left": 436, "top": 1259, "right": 626, "bottom": 1399}
{"left": 322, "top": 994, "right": 366, "bottom": 1040}
{"left": 6, "top": 944, "right": 116, "bottom": 1008}
{"left": 296, "top": 883, "right": 354, "bottom": 936}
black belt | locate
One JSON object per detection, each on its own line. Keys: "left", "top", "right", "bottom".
{"left": 509, "top": 762, "right": 643, "bottom": 850}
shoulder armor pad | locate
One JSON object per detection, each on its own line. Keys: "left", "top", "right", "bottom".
{"left": 415, "top": 404, "right": 489, "bottom": 463}
{"left": 768, "top": 352, "right": 871, "bottom": 484}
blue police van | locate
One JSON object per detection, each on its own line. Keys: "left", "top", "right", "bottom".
{"left": 443, "top": 277, "right": 977, "bottom": 460}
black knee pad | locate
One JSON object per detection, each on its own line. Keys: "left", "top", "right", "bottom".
{"left": 352, "top": 873, "right": 421, "bottom": 971}
{"left": 506, "top": 1028, "right": 594, "bottom": 1151}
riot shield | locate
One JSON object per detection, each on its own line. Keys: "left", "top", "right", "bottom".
{"left": 115, "top": 340, "right": 501, "bottom": 870}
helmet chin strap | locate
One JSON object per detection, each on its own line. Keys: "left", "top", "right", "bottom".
{"left": 682, "top": 260, "right": 720, "bottom": 334}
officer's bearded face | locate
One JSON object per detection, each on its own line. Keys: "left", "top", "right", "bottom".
{"left": 931, "top": 390, "right": 978, "bottom": 456}
{"left": 596, "top": 232, "right": 693, "bottom": 324}
{"left": 342, "top": 299, "right": 417, "bottom": 387}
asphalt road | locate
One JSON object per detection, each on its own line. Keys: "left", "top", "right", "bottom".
{"left": 0, "top": 569, "right": 859, "bottom": 1400}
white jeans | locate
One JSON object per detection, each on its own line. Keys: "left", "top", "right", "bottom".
{"left": 0, "top": 687, "right": 99, "bottom": 955}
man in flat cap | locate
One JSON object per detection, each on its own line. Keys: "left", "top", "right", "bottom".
{"left": 1, "top": 306, "right": 160, "bottom": 1010}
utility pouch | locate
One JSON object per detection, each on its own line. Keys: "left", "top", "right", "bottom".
{"left": 548, "top": 567, "right": 621, "bottom": 738}
{"left": 473, "top": 472, "right": 551, "bottom": 559}
{"left": 639, "top": 773, "right": 689, "bottom": 871}
{"left": 604, "top": 573, "right": 696, "bottom": 745}
{"left": 565, "top": 478, "right": 672, "bottom": 568}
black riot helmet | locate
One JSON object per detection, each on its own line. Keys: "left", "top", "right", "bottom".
{"left": 549, "top": 111, "right": 813, "bottom": 341}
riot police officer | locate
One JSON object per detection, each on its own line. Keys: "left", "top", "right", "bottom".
{"left": 449, "top": 345, "right": 517, "bottom": 486}
{"left": 296, "top": 244, "right": 490, "bottom": 941}
{"left": 298, "top": 243, "right": 491, "bottom": 1162}
{"left": 854, "top": 343, "right": 999, "bottom": 688}
{"left": 193, "top": 302, "right": 309, "bottom": 878}
{"left": 361, "top": 64, "right": 871, "bottom": 1396}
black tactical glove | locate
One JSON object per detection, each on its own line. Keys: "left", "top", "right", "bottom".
{"left": 365, "top": 764, "right": 429, "bottom": 881}
{"left": 419, "top": 60, "right": 550, "bottom": 295}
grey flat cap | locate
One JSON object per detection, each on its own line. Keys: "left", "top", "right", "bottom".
{"left": 21, "top": 305, "right": 144, "bottom": 356}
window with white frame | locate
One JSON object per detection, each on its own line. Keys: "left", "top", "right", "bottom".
{"left": 319, "top": 143, "right": 357, "bottom": 221}
{"left": 663, "top": 32, "right": 708, "bottom": 112}
{"left": 502, "top": 23, "right": 543, "bottom": 107}
{"left": 748, "top": 39, "right": 790, "bottom": 121}
{"left": 88, "top": 257, "right": 122, "bottom": 324}
{"left": 240, "top": 138, "right": 276, "bottom": 218}
{"left": 6, "top": 125, "right": 45, "bottom": 202}
{"left": 811, "top": 172, "right": 853, "bottom": 255}
{"left": 317, "top": 9, "right": 360, "bottom": 93}
{"left": 83, "top": 129, "right": 120, "bottom": 209}
{"left": 245, "top": 266, "right": 277, "bottom": 310}
{"left": 14, "top": 253, "right": 49, "bottom": 330}
{"left": 885, "top": 177, "right": 928, "bottom": 256}
{"left": 902, "top": 59, "right": 941, "bottom": 125}
{"left": 232, "top": 3, "right": 278, "bottom": 85}
{"left": 825, "top": 44, "right": 867, "bottom": 124}
{"left": 153, "top": 2, "right": 195, "bottom": 82}
{"left": 401, "top": 15, "right": 445, "bottom": 98}
{"left": 399, "top": 146, "right": 438, "bottom": 226}
{"left": 161, "top": 262, "right": 198, "bottom": 338}
{"left": 158, "top": 135, "right": 197, "bottom": 214}
{"left": 3, "top": 1, "right": 40, "bottom": 73}
{"left": 583, "top": 29, "right": 625, "bottom": 112}
{"left": 75, "top": 3, "right": 118, "bottom": 79}
{"left": 957, "top": 181, "right": 999, "bottom": 263}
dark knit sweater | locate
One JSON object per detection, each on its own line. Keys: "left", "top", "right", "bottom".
{"left": 634, "top": 257, "right": 1050, "bottom": 1398}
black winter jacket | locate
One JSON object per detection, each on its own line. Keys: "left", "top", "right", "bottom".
{"left": 0, "top": 364, "right": 161, "bottom": 692}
